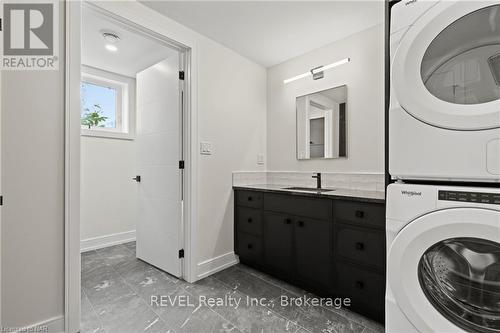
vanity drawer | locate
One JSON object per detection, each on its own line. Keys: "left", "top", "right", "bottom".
{"left": 236, "top": 207, "right": 262, "bottom": 236}
{"left": 334, "top": 201, "right": 385, "bottom": 229}
{"left": 335, "top": 262, "right": 385, "bottom": 320}
{"left": 264, "top": 193, "right": 332, "bottom": 220}
{"left": 335, "top": 224, "right": 385, "bottom": 269}
{"left": 236, "top": 190, "right": 263, "bottom": 208}
{"left": 236, "top": 232, "right": 263, "bottom": 264}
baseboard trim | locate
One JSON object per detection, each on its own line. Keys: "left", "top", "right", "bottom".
{"left": 197, "top": 252, "right": 239, "bottom": 279}
{"left": 81, "top": 230, "right": 136, "bottom": 252}
{"left": 14, "top": 315, "right": 64, "bottom": 333}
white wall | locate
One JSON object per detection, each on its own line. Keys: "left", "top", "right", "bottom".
{"left": 80, "top": 66, "right": 138, "bottom": 250}
{"left": 1, "top": 6, "right": 65, "bottom": 329}
{"left": 196, "top": 36, "right": 267, "bottom": 269}
{"left": 267, "top": 24, "right": 384, "bottom": 173}
{"left": 80, "top": 136, "right": 137, "bottom": 248}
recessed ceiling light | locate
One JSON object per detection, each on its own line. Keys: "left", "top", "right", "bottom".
{"left": 105, "top": 44, "right": 118, "bottom": 52}
{"left": 102, "top": 31, "right": 120, "bottom": 44}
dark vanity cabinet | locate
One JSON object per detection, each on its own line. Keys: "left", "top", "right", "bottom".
{"left": 234, "top": 188, "right": 386, "bottom": 323}
{"left": 332, "top": 200, "right": 386, "bottom": 322}
{"left": 262, "top": 193, "right": 333, "bottom": 291}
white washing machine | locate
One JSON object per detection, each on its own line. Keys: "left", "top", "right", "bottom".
{"left": 390, "top": 0, "right": 500, "bottom": 182}
{"left": 386, "top": 183, "right": 500, "bottom": 333}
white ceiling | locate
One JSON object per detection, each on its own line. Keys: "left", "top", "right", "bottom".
{"left": 82, "top": 7, "right": 177, "bottom": 77}
{"left": 142, "top": 1, "right": 384, "bottom": 68}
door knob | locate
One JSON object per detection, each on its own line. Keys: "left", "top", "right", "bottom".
{"left": 133, "top": 175, "right": 141, "bottom": 182}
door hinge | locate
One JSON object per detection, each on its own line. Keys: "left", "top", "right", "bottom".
{"left": 179, "top": 160, "right": 185, "bottom": 169}
{"left": 179, "top": 71, "right": 185, "bottom": 80}
{"left": 178, "top": 249, "right": 184, "bottom": 258}
{"left": 0, "top": 196, "right": 3, "bottom": 206}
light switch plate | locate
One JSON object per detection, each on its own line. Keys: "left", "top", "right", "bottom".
{"left": 200, "top": 142, "right": 213, "bottom": 155}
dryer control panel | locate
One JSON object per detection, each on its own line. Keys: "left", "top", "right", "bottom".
{"left": 439, "top": 190, "right": 500, "bottom": 205}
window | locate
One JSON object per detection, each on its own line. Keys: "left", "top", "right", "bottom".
{"left": 81, "top": 81, "right": 119, "bottom": 129}
{"left": 80, "top": 66, "right": 135, "bottom": 139}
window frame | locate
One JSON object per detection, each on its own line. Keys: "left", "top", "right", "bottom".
{"left": 81, "top": 65, "right": 136, "bottom": 140}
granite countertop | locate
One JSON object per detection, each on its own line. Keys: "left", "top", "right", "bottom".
{"left": 233, "top": 184, "right": 385, "bottom": 204}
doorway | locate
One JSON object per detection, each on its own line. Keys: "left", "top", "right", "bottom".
{"left": 67, "top": 2, "right": 196, "bottom": 332}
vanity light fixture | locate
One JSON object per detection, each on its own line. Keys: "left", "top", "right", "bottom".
{"left": 283, "top": 58, "right": 350, "bottom": 85}
{"left": 283, "top": 72, "right": 312, "bottom": 85}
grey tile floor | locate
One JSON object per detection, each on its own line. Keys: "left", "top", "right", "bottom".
{"left": 81, "top": 242, "right": 384, "bottom": 333}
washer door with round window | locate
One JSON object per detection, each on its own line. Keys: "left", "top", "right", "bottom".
{"left": 392, "top": 1, "right": 500, "bottom": 130}
{"left": 388, "top": 208, "right": 500, "bottom": 333}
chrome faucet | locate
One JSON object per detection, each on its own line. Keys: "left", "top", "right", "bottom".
{"left": 312, "top": 172, "right": 322, "bottom": 189}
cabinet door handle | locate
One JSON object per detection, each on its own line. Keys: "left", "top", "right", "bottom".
{"left": 247, "top": 218, "right": 253, "bottom": 223}
{"left": 247, "top": 244, "right": 253, "bottom": 249}
{"left": 355, "top": 281, "right": 364, "bottom": 290}
{"left": 298, "top": 221, "right": 305, "bottom": 227}
{"left": 355, "top": 210, "right": 364, "bottom": 218}
{"left": 355, "top": 242, "right": 365, "bottom": 250}
{"left": 284, "top": 218, "right": 292, "bottom": 225}
{"left": 247, "top": 196, "right": 253, "bottom": 202}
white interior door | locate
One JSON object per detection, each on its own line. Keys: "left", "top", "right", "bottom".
{"left": 136, "top": 55, "right": 182, "bottom": 277}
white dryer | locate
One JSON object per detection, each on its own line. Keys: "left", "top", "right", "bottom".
{"left": 390, "top": 0, "right": 500, "bottom": 182}
{"left": 386, "top": 183, "right": 500, "bottom": 333}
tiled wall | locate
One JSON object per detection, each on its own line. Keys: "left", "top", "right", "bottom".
{"left": 232, "top": 172, "right": 268, "bottom": 186}
{"left": 233, "top": 171, "right": 385, "bottom": 192}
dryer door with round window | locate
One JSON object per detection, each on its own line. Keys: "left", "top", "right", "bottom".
{"left": 392, "top": 1, "right": 500, "bottom": 130}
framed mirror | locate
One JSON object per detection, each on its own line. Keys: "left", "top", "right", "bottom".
{"left": 296, "top": 85, "right": 347, "bottom": 160}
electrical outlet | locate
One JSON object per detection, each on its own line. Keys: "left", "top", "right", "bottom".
{"left": 257, "top": 154, "right": 265, "bottom": 165}
{"left": 200, "top": 142, "right": 213, "bottom": 155}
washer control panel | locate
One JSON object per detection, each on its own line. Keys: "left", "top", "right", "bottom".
{"left": 439, "top": 190, "right": 500, "bottom": 205}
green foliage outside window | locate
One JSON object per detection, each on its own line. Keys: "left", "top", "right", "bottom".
{"left": 81, "top": 104, "right": 108, "bottom": 129}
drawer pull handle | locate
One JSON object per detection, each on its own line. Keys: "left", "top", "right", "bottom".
{"left": 284, "top": 218, "right": 292, "bottom": 225}
{"left": 247, "top": 218, "right": 253, "bottom": 223}
{"left": 298, "top": 221, "right": 305, "bottom": 227}
{"left": 247, "top": 244, "right": 253, "bottom": 249}
{"left": 355, "top": 210, "right": 365, "bottom": 218}
{"left": 355, "top": 281, "right": 364, "bottom": 290}
{"left": 248, "top": 196, "right": 253, "bottom": 202}
{"left": 355, "top": 242, "right": 365, "bottom": 250}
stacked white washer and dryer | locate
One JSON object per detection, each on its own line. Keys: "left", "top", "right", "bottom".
{"left": 387, "top": 1, "right": 500, "bottom": 332}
